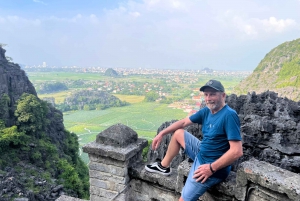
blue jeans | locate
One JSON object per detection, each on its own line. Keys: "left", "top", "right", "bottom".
{"left": 181, "top": 131, "right": 223, "bottom": 201}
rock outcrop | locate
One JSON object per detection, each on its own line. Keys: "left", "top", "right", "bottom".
{"left": 0, "top": 46, "right": 89, "bottom": 200}
{"left": 0, "top": 47, "right": 36, "bottom": 126}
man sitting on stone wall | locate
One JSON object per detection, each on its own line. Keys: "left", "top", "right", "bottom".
{"left": 145, "top": 79, "right": 243, "bottom": 201}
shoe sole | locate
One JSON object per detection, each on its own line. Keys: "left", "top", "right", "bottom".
{"left": 145, "top": 166, "right": 171, "bottom": 176}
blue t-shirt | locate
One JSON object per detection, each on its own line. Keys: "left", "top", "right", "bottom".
{"left": 189, "top": 105, "right": 241, "bottom": 179}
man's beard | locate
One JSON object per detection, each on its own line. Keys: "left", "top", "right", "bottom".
{"left": 206, "top": 101, "right": 221, "bottom": 111}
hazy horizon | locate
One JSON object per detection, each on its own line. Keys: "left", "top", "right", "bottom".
{"left": 1, "top": 0, "right": 299, "bottom": 71}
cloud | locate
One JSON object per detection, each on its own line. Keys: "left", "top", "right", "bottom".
{"left": 33, "top": 0, "right": 47, "bottom": 5}
{"left": 259, "top": 17, "right": 297, "bottom": 33}
{"left": 129, "top": 12, "right": 141, "bottom": 17}
{"left": 0, "top": 15, "right": 41, "bottom": 26}
{"left": 144, "top": 0, "right": 191, "bottom": 12}
{"left": 218, "top": 10, "right": 298, "bottom": 39}
{"left": 1, "top": 0, "right": 300, "bottom": 71}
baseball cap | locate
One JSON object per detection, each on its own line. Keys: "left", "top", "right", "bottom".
{"left": 199, "top": 80, "right": 225, "bottom": 92}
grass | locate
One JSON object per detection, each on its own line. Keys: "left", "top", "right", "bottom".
{"left": 38, "top": 90, "right": 73, "bottom": 104}
{"left": 27, "top": 72, "right": 163, "bottom": 83}
{"left": 63, "top": 102, "right": 188, "bottom": 164}
{"left": 113, "top": 94, "right": 145, "bottom": 103}
{"left": 64, "top": 102, "right": 187, "bottom": 137}
{"left": 37, "top": 90, "right": 146, "bottom": 104}
{"left": 27, "top": 72, "right": 107, "bottom": 83}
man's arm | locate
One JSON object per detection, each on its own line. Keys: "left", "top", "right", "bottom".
{"left": 151, "top": 117, "right": 193, "bottom": 150}
{"left": 193, "top": 140, "right": 243, "bottom": 183}
{"left": 210, "top": 140, "right": 243, "bottom": 171}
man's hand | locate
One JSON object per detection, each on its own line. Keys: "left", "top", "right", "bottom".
{"left": 193, "top": 164, "right": 213, "bottom": 183}
{"left": 151, "top": 132, "right": 163, "bottom": 150}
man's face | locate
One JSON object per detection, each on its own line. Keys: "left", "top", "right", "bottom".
{"left": 203, "top": 88, "right": 225, "bottom": 112}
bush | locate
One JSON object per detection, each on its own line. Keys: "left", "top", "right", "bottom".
{"left": 142, "top": 140, "right": 152, "bottom": 161}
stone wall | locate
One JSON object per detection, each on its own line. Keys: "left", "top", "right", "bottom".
{"left": 57, "top": 91, "right": 300, "bottom": 201}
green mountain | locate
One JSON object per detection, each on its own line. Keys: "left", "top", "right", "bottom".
{"left": 0, "top": 46, "right": 89, "bottom": 200}
{"left": 234, "top": 38, "right": 300, "bottom": 101}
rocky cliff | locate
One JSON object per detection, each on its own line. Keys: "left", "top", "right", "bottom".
{"left": 0, "top": 46, "right": 89, "bottom": 201}
{"left": 0, "top": 47, "right": 36, "bottom": 126}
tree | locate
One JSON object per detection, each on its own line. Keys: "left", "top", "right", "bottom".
{"left": 144, "top": 91, "right": 159, "bottom": 102}
{"left": 14, "top": 93, "right": 49, "bottom": 136}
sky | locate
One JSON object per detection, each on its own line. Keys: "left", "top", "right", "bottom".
{"left": 0, "top": 0, "right": 299, "bottom": 71}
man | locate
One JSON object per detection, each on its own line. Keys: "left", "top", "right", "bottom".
{"left": 145, "top": 80, "right": 243, "bottom": 201}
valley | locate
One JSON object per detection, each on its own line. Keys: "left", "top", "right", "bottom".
{"left": 26, "top": 68, "right": 249, "bottom": 163}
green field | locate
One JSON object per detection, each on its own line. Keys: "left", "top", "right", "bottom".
{"left": 63, "top": 102, "right": 187, "bottom": 163}
{"left": 27, "top": 72, "right": 107, "bottom": 83}
{"left": 27, "top": 72, "right": 161, "bottom": 83}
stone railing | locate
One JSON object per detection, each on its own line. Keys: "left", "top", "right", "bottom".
{"left": 56, "top": 123, "right": 300, "bottom": 201}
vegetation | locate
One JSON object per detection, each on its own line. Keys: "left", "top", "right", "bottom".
{"left": 0, "top": 93, "right": 89, "bottom": 199}
{"left": 144, "top": 91, "right": 159, "bottom": 102}
{"left": 56, "top": 90, "right": 129, "bottom": 112}
{"left": 233, "top": 38, "right": 300, "bottom": 101}
{"left": 37, "top": 82, "right": 68, "bottom": 94}
{"left": 63, "top": 102, "right": 187, "bottom": 163}
{"left": 276, "top": 57, "right": 300, "bottom": 88}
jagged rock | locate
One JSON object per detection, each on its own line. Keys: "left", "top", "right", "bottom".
{"left": 52, "top": 185, "right": 64, "bottom": 193}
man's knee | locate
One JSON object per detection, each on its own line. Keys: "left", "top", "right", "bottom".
{"left": 173, "top": 129, "right": 185, "bottom": 148}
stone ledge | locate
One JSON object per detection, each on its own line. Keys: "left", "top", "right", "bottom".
{"left": 129, "top": 162, "right": 179, "bottom": 191}
{"left": 129, "top": 159, "right": 241, "bottom": 197}
{"left": 82, "top": 138, "right": 148, "bottom": 161}
{"left": 237, "top": 158, "right": 300, "bottom": 200}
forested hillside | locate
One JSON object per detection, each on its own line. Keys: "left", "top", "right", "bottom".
{"left": 0, "top": 46, "right": 89, "bottom": 200}
{"left": 234, "top": 38, "right": 300, "bottom": 101}
{"left": 56, "top": 90, "right": 129, "bottom": 112}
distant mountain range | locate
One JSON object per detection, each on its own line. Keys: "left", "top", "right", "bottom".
{"left": 233, "top": 38, "right": 300, "bottom": 101}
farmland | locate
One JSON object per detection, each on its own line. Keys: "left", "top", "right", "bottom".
{"left": 63, "top": 102, "right": 187, "bottom": 163}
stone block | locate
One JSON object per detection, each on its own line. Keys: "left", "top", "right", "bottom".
{"left": 90, "top": 186, "right": 118, "bottom": 199}
{"left": 246, "top": 183, "right": 291, "bottom": 201}
{"left": 237, "top": 158, "right": 300, "bottom": 200}
{"left": 129, "top": 179, "right": 180, "bottom": 201}
{"left": 129, "top": 162, "right": 178, "bottom": 191}
{"left": 83, "top": 138, "right": 148, "bottom": 161}
{"left": 90, "top": 195, "right": 110, "bottom": 201}
{"left": 90, "top": 178, "right": 126, "bottom": 192}
{"left": 89, "top": 170, "right": 130, "bottom": 184}
{"left": 89, "top": 154, "right": 128, "bottom": 167}
{"left": 96, "top": 124, "right": 138, "bottom": 148}
{"left": 89, "top": 162, "right": 127, "bottom": 177}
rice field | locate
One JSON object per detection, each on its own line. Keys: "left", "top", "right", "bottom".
{"left": 63, "top": 102, "right": 188, "bottom": 163}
